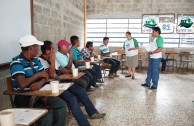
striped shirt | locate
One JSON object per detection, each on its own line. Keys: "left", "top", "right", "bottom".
{"left": 10, "top": 54, "right": 44, "bottom": 88}
{"left": 99, "top": 44, "right": 110, "bottom": 56}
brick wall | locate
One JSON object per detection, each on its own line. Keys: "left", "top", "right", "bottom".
{"left": 87, "top": 0, "right": 194, "bottom": 18}
{"left": 33, "top": 0, "right": 84, "bottom": 47}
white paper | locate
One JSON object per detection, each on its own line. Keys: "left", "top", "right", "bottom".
{"left": 145, "top": 42, "right": 157, "bottom": 52}
{"left": 0, "top": 109, "right": 47, "bottom": 125}
{"left": 40, "top": 83, "right": 72, "bottom": 91}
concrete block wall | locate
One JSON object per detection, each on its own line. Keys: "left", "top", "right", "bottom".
{"left": 87, "top": 0, "right": 194, "bottom": 18}
{"left": 33, "top": 0, "right": 84, "bottom": 47}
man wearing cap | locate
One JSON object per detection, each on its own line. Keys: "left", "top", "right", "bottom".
{"left": 70, "top": 36, "right": 99, "bottom": 88}
{"left": 10, "top": 35, "right": 66, "bottom": 126}
{"left": 39, "top": 40, "right": 106, "bottom": 126}
{"left": 56, "top": 40, "right": 96, "bottom": 90}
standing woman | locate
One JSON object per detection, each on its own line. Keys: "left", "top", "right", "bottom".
{"left": 123, "top": 31, "right": 139, "bottom": 79}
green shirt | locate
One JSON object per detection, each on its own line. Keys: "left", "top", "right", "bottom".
{"left": 156, "top": 36, "right": 163, "bottom": 48}
{"left": 55, "top": 51, "right": 75, "bottom": 68}
{"left": 70, "top": 46, "right": 84, "bottom": 68}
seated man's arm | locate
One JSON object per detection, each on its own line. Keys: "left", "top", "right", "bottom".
{"left": 15, "top": 71, "right": 48, "bottom": 90}
{"left": 58, "top": 67, "right": 71, "bottom": 74}
{"left": 11, "top": 59, "right": 48, "bottom": 90}
{"left": 101, "top": 52, "right": 111, "bottom": 56}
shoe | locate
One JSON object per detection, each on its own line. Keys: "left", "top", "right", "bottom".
{"left": 162, "top": 71, "right": 167, "bottom": 74}
{"left": 125, "top": 75, "right": 131, "bottom": 77}
{"left": 132, "top": 76, "right": 135, "bottom": 79}
{"left": 141, "top": 83, "right": 149, "bottom": 87}
{"left": 93, "top": 84, "right": 99, "bottom": 88}
{"left": 108, "top": 74, "right": 115, "bottom": 78}
{"left": 96, "top": 79, "right": 104, "bottom": 83}
{"left": 87, "top": 87, "right": 95, "bottom": 92}
{"left": 90, "top": 112, "right": 106, "bottom": 119}
{"left": 113, "top": 73, "right": 119, "bottom": 77}
{"left": 149, "top": 86, "right": 157, "bottom": 90}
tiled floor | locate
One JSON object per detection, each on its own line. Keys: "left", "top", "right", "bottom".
{"left": 67, "top": 71, "right": 194, "bottom": 126}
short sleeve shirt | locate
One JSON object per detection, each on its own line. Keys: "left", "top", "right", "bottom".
{"left": 123, "top": 38, "right": 139, "bottom": 57}
{"left": 99, "top": 44, "right": 110, "bottom": 56}
{"left": 10, "top": 54, "right": 44, "bottom": 88}
{"left": 150, "top": 36, "right": 164, "bottom": 59}
{"left": 81, "top": 47, "right": 90, "bottom": 59}
{"left": 71, "top": 46, "right": 84, "bottom": 61}
{"left": 39, "top": 56, "right": 60, "bottom": 77}
{"left": 55, "top": 51, "right": 75, "bottom": 69}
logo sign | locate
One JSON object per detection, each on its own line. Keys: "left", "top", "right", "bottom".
{"left": 177, "top": 15, "right": 194, "bottom": 33}
{"left": 142, "top": 14, "right": 175, "bottom": 34}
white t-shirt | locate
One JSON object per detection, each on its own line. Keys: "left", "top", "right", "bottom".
{"left": 149, "top": 36, "right": 164, "bottom": 59}
{"left": 123, "top": 38, "right": 139, "bottom": 57}
{"left": 39, "top": 57, "right": 60, "bottom": 77}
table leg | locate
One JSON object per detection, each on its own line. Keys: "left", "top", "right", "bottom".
{"left": 29, "top": 96, "right": 39, "bottom": 108}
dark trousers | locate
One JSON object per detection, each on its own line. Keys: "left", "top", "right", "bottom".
{"left": 92, "top": 63, "right": 102, "bottom": 79}
{"left": 14, "top": 96, "right": 66, "bottom": 126}
{"left": 161, "top": 58, "right": 167, "bottom": 71}
{"left": 103, "top": 58, "right": 120, "bottom": 74}
{"left": 60, "top": 85, "right": 97, "bottom": 126}
{"left": 73, "top": 75, "right": 89, "bottom": 89}
{"left": 84, "top": 69, "right": 97, "bottom": 87}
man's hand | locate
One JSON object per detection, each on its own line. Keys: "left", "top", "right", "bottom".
{"left": 50, "top": 47, "right": 56, "bottom": 61}
{"left": 36, "top": 71, "right": 49, "bottom": 80}
{"left": 148, "top": 51, "right": 153, "bottom": 55}
{"left": 30, "top": 82, "right": 42, "bottom": 91}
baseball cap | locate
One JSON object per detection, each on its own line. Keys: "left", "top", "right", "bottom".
{"left": 58, "top": 40, "right": 72, "bottom": 47}
{"left": 19, "top": 35, "right": 43, "bottom": 47}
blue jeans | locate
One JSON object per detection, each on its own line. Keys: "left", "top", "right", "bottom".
{"left": 103, "top": 58, "right": 120, "bottom": 74}
{"left": 92, "top": 63, "right": 102, "bottom": 79}
{"left": 85, "top": 69, "right": 97, "bottom": 87}
{"left": 60, "top": 85, "right": 97, "bottom": 126}
{"left": 145, "top": 58, "right": 161, "bottom": 88}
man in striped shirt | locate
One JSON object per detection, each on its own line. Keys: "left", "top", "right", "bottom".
{"left": 100, "top": 37, "right": 120, "bottom": 78}
{"left": 10, "top": 35, "right": 66, "bottom": 126}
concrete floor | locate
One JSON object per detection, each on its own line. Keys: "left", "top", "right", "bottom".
{"left": 67, "top": 71, "right": 194, "bottom": 126}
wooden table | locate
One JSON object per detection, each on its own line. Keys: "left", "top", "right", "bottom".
{"left": 55, "top": 72, "right": 85, "bottom": 80}
{"left": 91, "top": 59, "right": 102, "bottom": 64}
{"left": 4, "top": 89, "right": 65, "bottom": 107}
{"left": 0, "top": 108, "right": 48, "bottom": 126}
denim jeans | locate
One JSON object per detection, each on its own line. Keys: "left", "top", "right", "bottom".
{"left": 91, "top": 63, "right": 102, "bottom": 79}
{"left": 103, "top": 58, "right": 120, "bottom": 74}
{"left": 84, "top": 69, "right": 97, "bottom": 87}
{"left": 161, "top": 58, "right": 167, "bottom": 71}
{"left": 145, "top": 58, "right": 161, "bottom": 88}
{"left": 60, "top": 85, "right": 97, "bottom": 126}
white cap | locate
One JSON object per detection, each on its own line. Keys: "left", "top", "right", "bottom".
{"left": 19, "top": 35, "right": 43, "bottom": 47}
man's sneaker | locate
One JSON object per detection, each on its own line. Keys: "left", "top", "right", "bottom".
{"left": 150, "top": 86, "right": 157, "bottom": 90}
{"left": 132, "top": 76, "right": 135, "bottom": 79}
{"left": 93, "top": 84, "right": 99, "bottom": 88}
{"left": 125, "top": 75, "right": 131, "bottom": 77}
{"left": 113, "top": 73, "right": 119, "bottom": 77}
{"left": 96, "top": 79, "right": 104, "bottom": 83}
{"left": 89, "top": 112, "right": 106, "bottom": 119}
{"left": 108, "top": 74, "right": 115, "bottom": 78}
{"left": 141, "top": 83, "right": 149, "bottom": 87}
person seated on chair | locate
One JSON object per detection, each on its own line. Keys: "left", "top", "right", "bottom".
{"left": 56, "top": 39, "right": 97, "bottom": 90}
{"left": 81, "top": 41, "right": 104, "bottom": 83}
{"left": 55, "top": 40, "right": 90, "bottom": 90}
{"left": 99, "top": 37, "right": 121, "bottom": 78}
{"left": 10, "top": 35, "right": 66, "bottom": 126}
{"left": 70, "top": 36, "right": 100, "bottom": 88}
{"left": 39, "top": 40, "right": 106, "bottom": 126}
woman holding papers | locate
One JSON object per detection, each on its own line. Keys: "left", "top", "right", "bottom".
{"left": 123, "top": 31, "right": 139, "bottom": 79}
